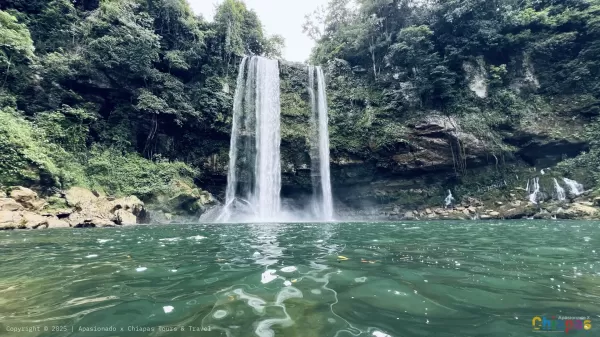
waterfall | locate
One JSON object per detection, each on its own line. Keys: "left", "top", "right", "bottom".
{"left": 553, "top": 178, "right": 566, "bottom": 201}
{"left": 308, "top": 65, "right": 334, "bottom": 221}
{"left": 221, "top": 56, "right": 248, "bottom": 221}
{"left": 563, "top": 178, "right": 584, "bottom": 196}
{"left": 444, "top": 190, "right": 455, "bottom": 208}
{"left": 528, "top": 177, "right": 540, "bottom": 204}
{"left": 219, "top": 56, "right": 281, "bottom": 222}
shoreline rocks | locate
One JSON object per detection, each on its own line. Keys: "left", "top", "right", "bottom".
{"left": 2, "top": 183, "right": 599, "bottom": 229}
{"left": 0, "top": 186, "right": 148, "bottom": 230}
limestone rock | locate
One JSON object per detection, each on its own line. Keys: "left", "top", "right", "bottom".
{"left": 163, "top": 181, "right": 216, "bottom": 216}
{"left": 111, "top": 196, "right": 144, "bottom": 216}
{"left": 480, "top": 215, "right": 492, "bottom": 220}
{"left": 466, "top": 197, "right": 483, "bottom": 207}
{"left": 47, "top": 217, "right": 70, "bottom": 228}
{"left": 533, "top": 212, "right": 553, "bottom": 220}
{"left": 48, "top": 208, "right": 74, "bottom": 218}
{"left": 21, "top": 212, "right": 49, "bottom": 229}
{"left": 556, "top": 203, "right": 598, "bottom": 219}
{"left": 404, "top": 211, "right": 415, "bottom": 219}
{"left": 68, "top": 214, "right": 116, "bottom": 228}
{"left": 64, "top": 187, "right": 97, "bottom": 207}
{"left": 10, "top": 187, "right": 38, "bottom": 208}
{"left": 67, "top": 214, "right": 90, "bottom": 227}
{"left": 0, "top": 211, "right": 22, "bottom": 230}
{"left": 594, "top": 196, "right": 600, "bottom": 206}
{"left": 467, "top": 206, "right": 476, "bottom": 214}
{"left": 114, "top": 209, "right": 137, "bottom": 225}
{"left": 489, "top": 211, "right": 501, "bottom": 217}
{"left": 0, "top": 198, "right": 24, "bottom": 212}
{"left": 0, "top": 189, "right": 6, "bottom": 198}
{"left": 462, "top": 209, "right": 470, "bottom": 216}
{"left": 90, "top": 218, "right": 116, "bottom": 228}
{"left": 503, "top": 206, "right": 536, "bottom": 219}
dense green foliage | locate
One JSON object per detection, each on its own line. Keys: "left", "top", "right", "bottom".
{"left": 305, "top": 0, "right": 600, "bottom": 185}
{"left": 0, "top": 108, "right": 198, "bottom": 199}
{"left": 0, "top": 0, "right": 282, "bottom": 197}
{"left": 2, "top": 0, "right": 600, "bottom": 206}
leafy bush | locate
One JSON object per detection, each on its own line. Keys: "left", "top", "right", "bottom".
{"left": 0, "top": 109, "right": 62, "bottom": 187}
{"left": 84, "top": 147, "right": 199, "bottom": 200}
{"left": 0, "top": 109, "right": 198, "bottom": 199}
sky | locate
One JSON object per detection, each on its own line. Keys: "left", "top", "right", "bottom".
{"left": 187, "top": 0, "right": 327, "bottom": 62}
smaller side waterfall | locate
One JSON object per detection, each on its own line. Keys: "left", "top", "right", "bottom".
{"left": 308, "top": 65, "right": 334, "bottom": 221}
{"left": 553, "top": 178, "right": 566, "bottom": 201}
{"left": 444, "top": 190, "right": 455, "bottom": 208}
{"left": 563, "top": 178, "right": 584, "bottom": 196}
{"left": 528, "top": 177, "right": 540, "bottom": 204}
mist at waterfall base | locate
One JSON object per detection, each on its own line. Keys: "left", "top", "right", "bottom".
{"left": 205, "top": 56, "right": 335, "bottom": 223}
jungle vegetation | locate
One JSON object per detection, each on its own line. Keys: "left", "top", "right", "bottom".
{"left": 0, "top": 0, "right": 283, "bottom": 197}
{"left": 1, "top": 0, "right": 600, "bottom": 199}
{"left": 302, "top": 0, "right": 600, "bottom": 186}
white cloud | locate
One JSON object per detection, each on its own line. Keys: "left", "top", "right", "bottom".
{"left": 187, "top": 0, "right": 328, "bottom": 62}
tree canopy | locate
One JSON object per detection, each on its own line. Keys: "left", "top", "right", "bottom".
{"left": 0, "top": 0, "right": 284, "bottom": 194}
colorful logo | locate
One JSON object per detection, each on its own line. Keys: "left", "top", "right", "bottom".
{"left": 532, "top": 316, "right": 592, "bottom": 334}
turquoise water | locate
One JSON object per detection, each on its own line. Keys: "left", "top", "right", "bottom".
{"left": 0, "top": 221, "right": 599, "bottom": 337}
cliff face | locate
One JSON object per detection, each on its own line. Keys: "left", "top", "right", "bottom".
{"left": 197, "top": 59, "right": 593, "bottom": 216}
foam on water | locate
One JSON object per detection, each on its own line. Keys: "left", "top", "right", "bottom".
{"left": 232, "top": 288, "right": 267, "bottom": 315}
{"left": 213, "top": 310, "right": 228, "bottom": 319}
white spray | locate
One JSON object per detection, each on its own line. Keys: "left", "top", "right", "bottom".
{"left": 553, "top": 178, "right": 566, "bottom": 202}
{"left": 444, "top": 190, "right": 455, "bottom": 208}
{"left": 528, "top": 177, "right": 540, "bottom": 204}
{"left": 563, "top": 178, "right": 584, "bottom": 196}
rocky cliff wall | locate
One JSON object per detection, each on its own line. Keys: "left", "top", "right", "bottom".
{"left": 199, "top": 59, "right": 594, "bottom": 218}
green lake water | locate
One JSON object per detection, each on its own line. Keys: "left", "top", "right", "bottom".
{"left": 0, "top": 221, "right": 599, "bottom": 337}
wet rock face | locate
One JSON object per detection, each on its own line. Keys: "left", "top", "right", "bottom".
{"left": 152, "top": 180, "right": 218, "bottom": 217}
{"left": 328, "top": 114, "right": 489, "bottom": 188}
{"left": 507, "top": 134, "right": 589, "bottom": 167}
